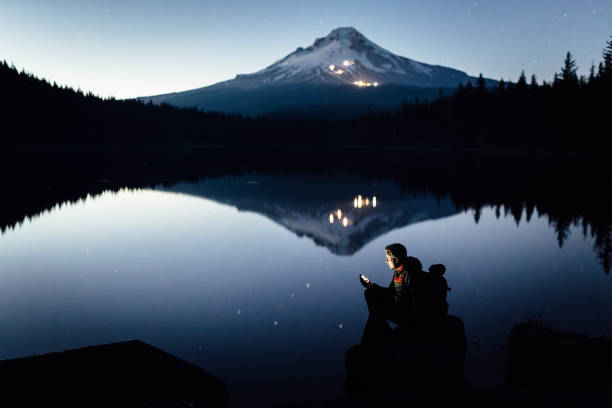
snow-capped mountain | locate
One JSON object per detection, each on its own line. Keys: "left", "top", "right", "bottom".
{"left": 142, "top": 27, "right": 495, "bottom": 116}
{"left": 222, "top": 26, "right": 473, "bottom": 89}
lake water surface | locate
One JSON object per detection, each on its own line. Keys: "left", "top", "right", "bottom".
{"left": 1, "top": 171, "right": 611, "bottom": 406}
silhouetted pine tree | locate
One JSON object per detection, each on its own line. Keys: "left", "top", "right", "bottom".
{"left": 589, "top": 62, "right": 596, "bottom": 83}
{"left": 602, "top": 36, "right": 612, "bottom": 77}
{"left": 517, "top": 70, "right": 528, "bottom": 90}
{"left": 560, "top": 52, "right": 578, "bottom": 85}
{"left": 477, "top": 73, "right": 486, "bottom": 94}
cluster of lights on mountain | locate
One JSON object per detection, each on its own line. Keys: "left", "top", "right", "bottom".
{"left": 328, "top": 59, "right": 353, "bottom": 75}
{"left": 327, "top": 60, "right": 379, "bottom": 87}
{"left": 328, "top": 195, "right": 377, "bottom": 228}
{"left": 353, "top": 80, "right": 378, "bottom": 87}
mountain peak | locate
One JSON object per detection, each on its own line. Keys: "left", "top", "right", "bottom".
{"left": 311, "top": 26, "right": 372, "bottom": 51}
{"left": 327, "top": 26, "right": 361, "bottom": 39}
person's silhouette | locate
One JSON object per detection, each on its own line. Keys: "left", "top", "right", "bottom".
{"left": 359, "top": 243, "right": 427, "bottom": 347}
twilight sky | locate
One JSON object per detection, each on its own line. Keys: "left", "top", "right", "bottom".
{"left": 1, "top": 0, "right": 610, "bottom": 99}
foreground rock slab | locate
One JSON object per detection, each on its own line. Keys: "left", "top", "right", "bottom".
{"left": 0, "top": 340, "right": 227, "bottom": 407}
{"left": 344, "top": 315, "right": 468, "bottom": 393}
{"left": 507, "top": 321, "right": 612, "bottom": 386}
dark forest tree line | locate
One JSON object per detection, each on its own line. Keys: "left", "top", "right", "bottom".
{"left": 1, "top": 35, "right": 612, "bottom": 151}
{"left": 353, "top": 36, "right": 612, "bottom": 151}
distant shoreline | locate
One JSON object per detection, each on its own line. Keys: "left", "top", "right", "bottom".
{"left": 5, "top": 144, "right": 607, "bottom": 159}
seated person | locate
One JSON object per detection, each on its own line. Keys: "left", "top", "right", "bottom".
{"left": 359, "top": 243, "right": 427, "bottom": 347}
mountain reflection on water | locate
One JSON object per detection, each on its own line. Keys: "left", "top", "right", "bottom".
{"left": 162, "top": 174, "right": 458, "bottom": 256}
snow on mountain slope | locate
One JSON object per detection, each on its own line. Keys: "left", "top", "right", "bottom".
{"left": 265, "top": 27, "right": 424, "bottom": 74}
{"left": 210, "top": 26, "right": 473, "bottom": 90}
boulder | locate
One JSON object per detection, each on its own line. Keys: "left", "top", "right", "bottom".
{"left": 506, "top": 321, "right": 612, "bottom": 386}
{"left": 344, "top": 315, "right": 467, "bottom": 393}
{"left": 0, "top": 340, "right": 228, "bottom": 407}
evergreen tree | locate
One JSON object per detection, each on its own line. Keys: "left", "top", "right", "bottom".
{"left": 477, "top": 73, "right": 486, "bottom": 94}
{"left": 602, "top": 35, "right": 612, "bottom": 76}
{"left": 517, "top": 70, "right": 528, "bottom": 89}
{"left": 589, "top": 62, "right": 596, "bottom": 83}
{"left": 560, "top": 52, "right": 578, "bottom": 84}
{"left": 530, "top": 74, "right": 539, "bottom": 89}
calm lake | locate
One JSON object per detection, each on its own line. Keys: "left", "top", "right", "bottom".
{"left": 1, "top": 169, "right": 611, "bottom": 406}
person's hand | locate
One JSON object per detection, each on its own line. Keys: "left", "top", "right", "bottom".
{"left": 359, "top": 274, "right": 372, "bottom": 288}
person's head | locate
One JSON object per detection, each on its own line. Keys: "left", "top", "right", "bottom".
{"left": 384, "top": 243, "right": 407, "bottom": 270}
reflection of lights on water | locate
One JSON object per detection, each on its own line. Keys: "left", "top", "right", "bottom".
{"left": 353, "top": 194, "right": 376, "bottom": 209}
{"left": 331, "top": 195, "right": 378, "bottom": 228}
{"left": 335, "top": 69, "right": 344, "bottom": 74}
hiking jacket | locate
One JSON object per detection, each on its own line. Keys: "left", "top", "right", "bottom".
{"left": 388, "top": 268, "right": 428, "bottom": 317}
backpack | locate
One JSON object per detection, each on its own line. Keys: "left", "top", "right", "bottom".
{"left": 424, "top": 264, "right": 450, "bottom": 318}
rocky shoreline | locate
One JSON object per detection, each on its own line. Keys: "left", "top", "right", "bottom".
{"left": 1, "top": 321, "right": 610, "bottom": 407}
